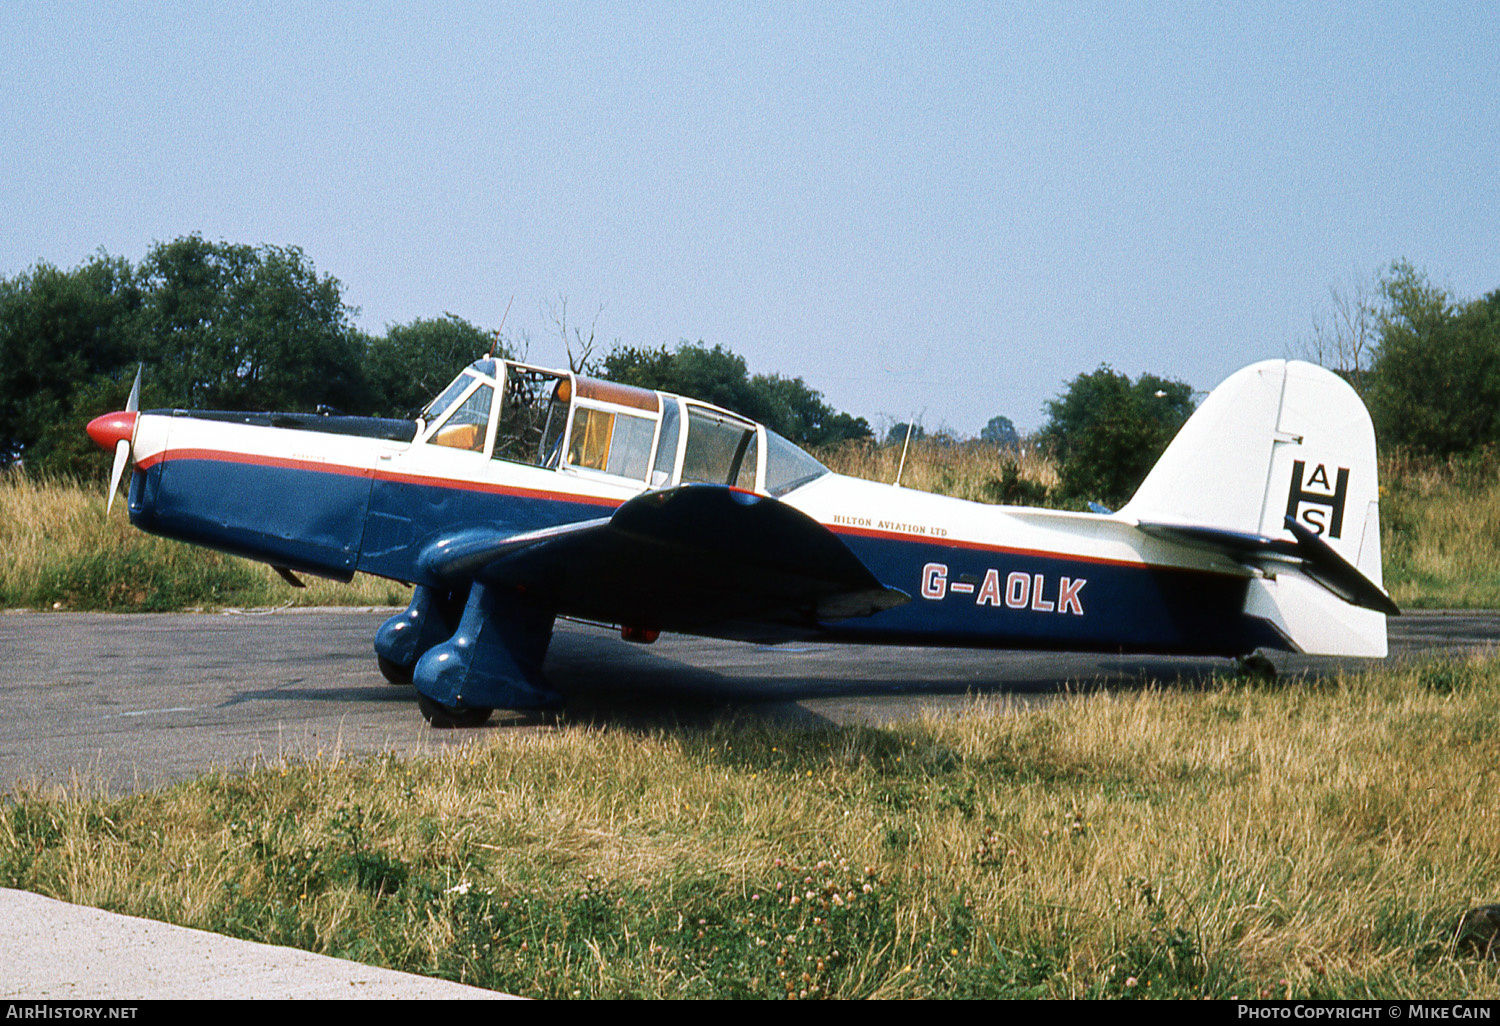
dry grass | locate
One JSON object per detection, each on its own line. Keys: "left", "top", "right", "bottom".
{"left": 5, "top": 658, "right": 1498, "bottom": 998}
{"left": 818, "top": 438, "right": 1060, "bottom": 505}
{"left": 1381, "top": 451, "right": 1500, "bottom": 608}
{"left": 10, "top": 441, "right": 1500, "bottom": 613}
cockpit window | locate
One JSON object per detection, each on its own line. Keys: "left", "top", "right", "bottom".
{"left": 568, "top": 406, "right": 656, "bottom": 480}
{"left": 493, "top": 366, "right": 570, "bottom": 467}
{"left": 430, "top": 383, "right": 494, "bottom": 451}
{"left": 764, "top": 429, "right": 828, "bottom": 495}
{"left": 681, "top": 406, "right": 758, "bottom": 487}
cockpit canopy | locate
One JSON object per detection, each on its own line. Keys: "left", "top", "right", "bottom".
{"left": 416, "top": 359, "right": 828, "bottom": 496}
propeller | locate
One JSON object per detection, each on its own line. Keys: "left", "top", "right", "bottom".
{"left": 87, "top": 367, "right": 141, "bottom": 515}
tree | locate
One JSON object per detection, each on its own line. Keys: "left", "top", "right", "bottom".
{"left": 365, "top": 314, "right": 501, "bottom": 417}
{"left": 602, "top": 341, "right": 871, "bottom": 447}
{"left": 1, "top": 235, "right": 375, "bottom": 474}
{"left": 0, "top": 254, "right": 142, "bottom": 472}
{"left": 882, "top": 422, "right": 925, "bottom": 448}
{"left": 1299, "top": 271, "right": 1379, "bottom": 397}
{"left": 545, "top": 294, "right": 604, "bottom": 375}
{"left": 1040, "top": 365, "right": 1195, "bottom": 508}
{"left": 135, "top": 235, "right": 367, "bottom": 414}
{"left": 980, "top": 415, "right": 1019, "bottom": 447}
{"left": 1365, "top": 261, "right": 1500, "bottom": 456}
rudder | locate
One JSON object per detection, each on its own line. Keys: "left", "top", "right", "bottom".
{"left": 1120, "top": 360, "right": 1388, "bottom": 656}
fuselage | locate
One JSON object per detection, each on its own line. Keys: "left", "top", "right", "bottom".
{"left": 119, "top": 358, "right": 1285, "bottom": 658}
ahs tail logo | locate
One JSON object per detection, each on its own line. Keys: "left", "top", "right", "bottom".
{"left": 1286, "top": 460, "right": 1349, "bottom": 539}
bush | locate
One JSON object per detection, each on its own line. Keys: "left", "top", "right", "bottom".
{"left": 1039, "top": 366, "right": 1194, "bottom": 509}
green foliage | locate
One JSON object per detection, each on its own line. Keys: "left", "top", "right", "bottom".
{"left": 883, "top": 421, "right": 925, "bottom": 447}
{"left": 0, "top": 254, "right": 142, "bottom": 470}
{"left": 364, "top": 315, "right": 500, "bottom": 417}
{"left": 981, "top": 461, "right": 1051, "bottom": 507}
{"left": 1366, "top": 261, "right": 1500, "bottom": 457}
{"left": 980, "top": 415, "right": 1018, "bottom": 447}
{"left": 134, "top": 235, "right": 368, "bottom": 414}
{"left": 29, "top": 545, "right": 263, "bottom": 612}
{"left": 1040, "top": 365, "right": 1195, "bottom": 508}
{"left": 0, "top": 236, "right": 527, "bottom": 475}
{"left": 602, "top": 341, "right": 872, "bottom": 447}
{"left": 0, "top": 236, "right": 383, "bottom": 474}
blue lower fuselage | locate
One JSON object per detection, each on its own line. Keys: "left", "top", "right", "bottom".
{"left": 128, "top": 451, "right": 1286, "bottom": 657}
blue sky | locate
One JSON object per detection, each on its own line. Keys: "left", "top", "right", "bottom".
{"left": 3, "top": 2, "right": 1496, "bottom": 433}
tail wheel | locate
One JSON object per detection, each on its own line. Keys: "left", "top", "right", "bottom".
{"left": 1236, "top": 652, "right": 1278, "bottom": 681}
{"left": 377, "top": 654, "right": 413, "bottom": 685}
{"left": 416, "top": 694, "right": 494, "bottom": 728}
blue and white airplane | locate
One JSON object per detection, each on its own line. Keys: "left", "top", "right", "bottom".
{"left": 87, "top": 357, "right": 1396, "bottom": 726}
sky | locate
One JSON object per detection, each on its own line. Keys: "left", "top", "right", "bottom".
{"left": 2, "top": 2, "right": 1496, "bottom": 435}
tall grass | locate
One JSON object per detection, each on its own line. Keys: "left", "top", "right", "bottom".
{"left": 1381, "top": 450, "right": 1500, "bottom": 608}
{"left": 818, "top": 438, "right": 1059, "bottom": 506}
{"left": 0, "top": 471, "right": 409, "bottom": 611}
{"left": 4, "top": 657, "right": 1497, "bottom": 998}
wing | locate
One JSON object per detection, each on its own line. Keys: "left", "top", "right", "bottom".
{"left": 419, "top": 484, "right": 909, "bottom": 641}
{"left": 1136, "top": 515, "right": 1400, "bottom": 616}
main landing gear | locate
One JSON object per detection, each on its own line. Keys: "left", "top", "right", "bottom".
{"left": 414, "top": 693, "right": 495, "bottom": 729}
{"left": 377, "top": 653, "right": 413, "bottom": 685}
{"left": 375, "top": 582, "right": 564, "bottom": 728}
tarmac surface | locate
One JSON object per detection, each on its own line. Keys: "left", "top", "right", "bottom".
{"left": 1, "top": 606, "right": 1496, "bottom": 999}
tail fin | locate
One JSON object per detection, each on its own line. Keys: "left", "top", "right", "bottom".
{"left": 1119, "top": 359, "right": 1391, "bottom": 657}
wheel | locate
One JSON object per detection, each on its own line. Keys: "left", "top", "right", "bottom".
{"left": 1236, "top": 652, "right": 1278, "bottom": 681}
{"left": 416, "top": 693, "right": 494, "bottom": 728}
{"left": 377, "top": 654, "right": 413, "bottom": 685}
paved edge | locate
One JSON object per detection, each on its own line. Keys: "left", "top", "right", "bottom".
{"left": 0, "top": 888, "right": 517, "bottom": 1000}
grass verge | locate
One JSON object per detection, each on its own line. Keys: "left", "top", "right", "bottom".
{"left": 4, "top": 657, "right": 1498, "bottom": 999}
{"left": 1382, "top": 451, "right": 1500, "bottom": 608}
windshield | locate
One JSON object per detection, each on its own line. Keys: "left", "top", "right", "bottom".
{"left": 763, "top": 429, "right": 828, "bottom": 495}
{"left": 430, "top": 382, "right": 494, "bottom": 452}
{"left": 422, "top": 372, "right": 479, "bottom": 424}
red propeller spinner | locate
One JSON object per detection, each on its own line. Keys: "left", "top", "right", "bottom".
{"left": 86, "top": 410, "right": 137, "bottom": 452}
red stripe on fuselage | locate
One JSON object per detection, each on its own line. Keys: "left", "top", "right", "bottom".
{"left": 137, "top": 447, "right": 625, "bottom": 509}
{"left": 137, "top": 448, "right": 371, "bottom": 479}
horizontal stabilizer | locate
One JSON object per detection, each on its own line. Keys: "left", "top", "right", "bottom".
{"left": 419, "top": 485, "right": 909, "bottom": 638}
{"left": 1137, "top": 515, "right": 1399, "bottom": 616}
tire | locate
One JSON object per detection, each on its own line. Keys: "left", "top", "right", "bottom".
{"left": 416, "top": 693, "right": 494, "bottom": 728}
{"left": 377, "top": 654, "right": 413, "bottom": 685}
{"left": 1236, "top": 652, "right": 1278, "bottom": 681}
